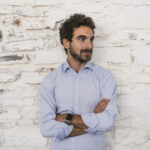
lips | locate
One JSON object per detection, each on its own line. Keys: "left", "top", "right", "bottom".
{"left": 82, "top": 51, "right": 92, "bottom": 55}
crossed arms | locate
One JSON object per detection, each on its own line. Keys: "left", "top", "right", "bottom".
{"left": 56, "top": 98, "right": 110, "bottom": 137}
{"left": 40, "top": 71, "right": 117, "bottom": 141}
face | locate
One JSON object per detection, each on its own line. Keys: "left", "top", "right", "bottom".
{"left": 67, "top": 26, "right": 94, "bottom": 63}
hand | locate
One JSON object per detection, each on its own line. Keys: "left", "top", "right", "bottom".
{"left": 67, "top": 127, "right": 87, "bottom": 137}
{"left": 56, "top": 114, "right": 67, "bottom": 122}
{"left": 94, "top": 98, "right": 110, "bottom": 113}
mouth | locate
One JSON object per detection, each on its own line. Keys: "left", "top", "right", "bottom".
{"left": 82, "top": 51, "right": 92, "bottom": 55}
{"left": 81, "top": 49, "right": 92, "bottom": 55}
{"left": 83, "top": 52, "right": 92, "bottom": 55}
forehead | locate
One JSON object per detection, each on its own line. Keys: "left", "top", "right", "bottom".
{"left": 73, "top": 26, "right": 94, "bottom": 38}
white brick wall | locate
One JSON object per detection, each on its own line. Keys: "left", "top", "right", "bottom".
{"left": 0, "top": 1, "right": 150, "bottom": 150}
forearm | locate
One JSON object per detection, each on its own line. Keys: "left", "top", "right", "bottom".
{"left": 56, "top": 99, "right": 110, "bottom": 130}
{"left": 56, "top": 114, "right": 88, "bottom": 137}
{"left": 70, "top": 99, "right": 110, "bottom": 132}
{"left": 71, "top": 115, "right": 88, "bottom": 130}
{"left": 67, "top": 126, "right": 86, "bottom": 137}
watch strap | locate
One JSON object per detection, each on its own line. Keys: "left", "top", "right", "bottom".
{"left": 65, "top": 114, "right": 73, "bottom": 125}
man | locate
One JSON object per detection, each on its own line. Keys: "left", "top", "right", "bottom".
{"left": 39, "top": 14, "right": 117, "bottom": 150}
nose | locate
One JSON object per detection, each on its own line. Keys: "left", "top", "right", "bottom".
{"left": 86, "top": 40, "right": 93, "bottom": 49}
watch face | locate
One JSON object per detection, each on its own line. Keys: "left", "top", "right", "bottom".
{"left": 65, "top": 114, "right": 73, "bottom": 125}
{"left": 66, "top": 114, "right": 73, "bottom": 121}
{"left": 65, "top": 120, "right": 71, "bottom": 125}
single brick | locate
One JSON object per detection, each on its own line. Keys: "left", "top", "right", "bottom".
{"left": 0, "top": 55, "right": 23, "bottom": 62}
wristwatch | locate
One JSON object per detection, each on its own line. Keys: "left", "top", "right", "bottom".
{"left": 65, "top": 114, "right": 74, "bottom": 125}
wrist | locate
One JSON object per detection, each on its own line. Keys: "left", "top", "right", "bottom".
{"left": 70, "top": 114, "right": 76, "bottom": 125}
{"left": 65, "top": 114, "right": 74, "bottom": 125}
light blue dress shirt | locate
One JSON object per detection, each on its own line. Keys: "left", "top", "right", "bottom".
{"left": 39, "top": 61, "right": 117, "bottom": 150}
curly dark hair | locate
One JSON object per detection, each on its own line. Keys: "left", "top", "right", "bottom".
{"left": 59, "top": 13, "right": 96, "bottom": 54}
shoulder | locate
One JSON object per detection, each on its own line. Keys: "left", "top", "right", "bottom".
{"left": 40, "top": 64, "right": 63, "bottom": 88}
{"left": 91, "top": 62, "right": 116, "bottom": 85}
{"left": 91, "top": 62, "right": 113, "bottom": 77}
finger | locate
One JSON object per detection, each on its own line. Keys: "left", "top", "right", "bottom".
{"left": 97, "top": 100, "right": 109, "bottom": 109}
{"left": 94, "top": 104, "right": 103, "bottom": 113}
{"left": 97, "top": 104, "right": 107, "bottom": 112}
{"left": 101, "top": 98, "right": 109, "bottom": 102}
{"left": 94, "top": 102, "right": 107, "bottom": 112}
{"left": 96, "top": 102, "right": 109, "bottom": 112}
{"left": 94, "top": 104, "right": 105, "bottom": 113}
{"left": 98, "top": 99, "right": 109, "bottom": 105}
{"left": 100, "top": 100, "right": 109, "bottom": 106}
{"left": 101, "top": 98, "right": 110, "bottom": 102}
{"left": 94, "top": 99, "right": 110, "bottom": 113}
{"left": 99, "top": 103, "right": 108, "bottom": 111}
{"left": 98, "top": 101, "right": 109, "bottom": 109}
{"left": 96, "top": 100, "right": 107, "bottom": 108}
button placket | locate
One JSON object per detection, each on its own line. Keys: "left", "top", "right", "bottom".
{"left": 73, "top": 74, "right": 80, "bottom": 114}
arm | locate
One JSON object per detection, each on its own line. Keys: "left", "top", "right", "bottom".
{"left": 72, "top": 99, "right": 110, "bottom": 129}
{"left": 55, "top": 71, "right": 117, "bottom": 135}
{"left": 67, "top": 126, "right": 86, "bottom": 137}
{"left": 39, "top": 75, "right": 73, "bottom": 141}
{"left": 56, "top": 114, "right": 87, "bottom": 137}
{"left": 81, "top": 70, "right": 117, "bottom": 133}
{"left": 56, "top": 98, "right": 109, "bottom": 131}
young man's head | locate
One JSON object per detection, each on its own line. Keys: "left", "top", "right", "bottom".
{"left": 59, "top": 14, "right": 96, "bottom": 63}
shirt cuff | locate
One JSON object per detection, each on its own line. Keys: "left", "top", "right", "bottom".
{"left": 61, "top": 122, "right": 74, "bottom": 138}
{"left": 81, "top": 113, "right": 99, "bottom": 132}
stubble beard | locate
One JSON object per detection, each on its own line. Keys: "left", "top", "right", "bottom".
{"left": 69, "top": 44, "right": 93, "bottom": 63}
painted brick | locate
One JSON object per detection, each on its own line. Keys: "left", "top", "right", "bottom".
{"left": 106, "top": 47, "right": 131, "bottom": 65}
{"left": 116, "top": 6, "right": 150, "bottom": 29}
{"left": 1, "top": 40, "right": 44, "bottom": 52}
{"left": 3, "top": 27, "right": 29, "bottom": 43}
{"left": 0, "top": 71, "right": 21, "bottom": 83}
{"left": 30, "top": 47, "right": 66, "bottom": 64}
{"left": 3, "top": 127, "right": 47, "bottom": 147}
{"left": 1, "top": 15, "right": 22, "bottom": 27}
{"left": 14, "top": 7, "right": 39, "bottom": 17}
{"left": 0, "top": 6, "right": 13, "bottom": 15}
{"left": 133, "top": 45, "right": 150, "bottom": 66}
{"left": 0, "top": 54, "right": 29, "bottom": 64}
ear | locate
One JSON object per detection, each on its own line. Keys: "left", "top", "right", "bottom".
{"left": 62, "top": 38, "right": 69, "bottom": 49}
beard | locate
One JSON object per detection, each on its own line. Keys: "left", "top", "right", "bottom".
{"left": 69, "top": 43, "right": 93, "bottom": 63}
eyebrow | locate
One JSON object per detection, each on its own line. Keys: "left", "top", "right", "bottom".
{"left": 77, "top": 35, "right": 87, "bottom": 39}
{"left": 77, "top": 35, "right": 95, "bottom": 40}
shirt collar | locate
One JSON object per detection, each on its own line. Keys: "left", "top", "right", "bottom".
{"left": 63, "top": 61, "right": 71, "bottom": 72}
{"left": 62, "top": 60, "right": 93, "bottom": 72}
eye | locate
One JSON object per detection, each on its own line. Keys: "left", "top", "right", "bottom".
{"left": 80, "top": 38, "right": 85, "bottom": 42}
{"left": 79, "top": 37, "right": 86, "bottom": 42}
{"left": 91, "top": 37, "right": 94, "bottom": 42}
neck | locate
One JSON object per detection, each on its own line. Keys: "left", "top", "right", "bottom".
{"left": 67, "top": 56, "right": 86, "bottom": 73}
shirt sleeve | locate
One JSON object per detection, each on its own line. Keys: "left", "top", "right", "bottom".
{"left": 81, "top": 70, "right": 117, "bottom": 134}
{"left": 39, "top": 74, "right": 73, "bottom": 141}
